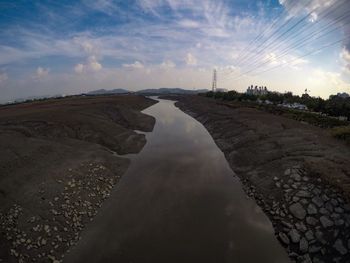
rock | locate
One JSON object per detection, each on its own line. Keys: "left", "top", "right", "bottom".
{"left": 334, "top": 239, "right": 348, "bottom": 255}
{"left": 315, "top": 231, "right": 326, "bottom": 245}
{"left": 344, "top": 204, "right": 350, "bottom": 212}
{"left": 281, "top": 221, "right": 293, "bottom": 229}
{"left": 335, "top": 219, "right": 344, "bottom": 226}
{"left": 291, "top": 173, "right": 301, "bottom": 182}
{"left": 299, "top": 254, "right": 312, "bottom": 263}
{"left": 305, "top": 230, "right": 314, "bottom": 241}
{"left": 319, "top": 208, "right": 329, "bottom": 215}
{"left": 307, "top": 204, "right": 317, "bottom": 215}
{"left": 320, "top": 216, "right": 334, "bottom": 228}
{"left": 334, "top": 207, "right": 344, "bottom": 214}
{"left": 296, "top": 190, "right": 311, "bottom": 198}
{"left": 309, "top": 245, "right": 321, "bottom": 253}
{"left": 295, "top": 222, "right": 307, "bottom": 232}
{"left": 330, "top": 198, "right": 339, "bottom": 206}
{"left": 302, "top": 176, "right": 309, "bottom": 182}
{"left": 284, "top": 169, "right": 291, "bottom": 176}
{"left": 289, "top": 203, "right": 306, "bottom": 220}
{"left": 289, "top": 229, "right": 301, "bottom": 243}
{"left": 279, "top": 232, "right": 290, "bottom": 245}
{"left": 312, "top": 196, "right": 324, "bottom": 207}
{"left": 306, "top": 217, "right": 318, "bottom": 226}
{"left": 300, "top": 199, "right": 308, "bottom": 205}
{"left": 293, "top": 197, "right": 300, "bottom": 202}
{"left": 299, "top": 237, "right": 308, "bottom": 253}
{"left": 325, "top": 202, "right": 333, "bottom": 212}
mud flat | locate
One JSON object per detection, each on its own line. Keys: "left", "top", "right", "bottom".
{"left": 165, "top": 95, "right": 350, "bottom": 263}
{"left": 0, "top": 95, "right": 157, "bottom": 262}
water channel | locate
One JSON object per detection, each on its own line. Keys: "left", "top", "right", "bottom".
{"left": 66, "top": 98, "right": 290, "bottom": 263}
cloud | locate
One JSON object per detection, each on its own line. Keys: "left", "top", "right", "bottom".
{"left": 178, "top": 19, "right": 200, "bottom": 29}
{"left": 36, "top": 67, "right": 50, "bottom": 79}
{"left": 0, "top": 72, "right": 8, "bottom": 84}
{"left": 74, "top": 56, "right": 102, "bottom": 73}
{"left": 160, "top": 60, "right": 176, "bottom": 69}
{"left": 280, "top": 0, "right": 350, "bottom": 51}
{"left": 74, "top": 64, "right": 84, "bottom": 74}
{"left": 185, "top": 53, "right": 197, "bottom": 66}
{"left": 307, "top": 68, "right": 350, "bottom": 97}
{"left": 122, "top": 61, "right": 144, "bottom": 69}
{"left": 341, "top": 48, "right": 350, "bottom": 73}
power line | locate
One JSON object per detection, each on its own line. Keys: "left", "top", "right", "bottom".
{"left": 232, "top": 0, "right": 347, "bottom": 74}
{"left": 225, "top": 35, "right": 350, "bottom": 83}
{"left": 231, "top": 1, "right": 315, "bottom": 72}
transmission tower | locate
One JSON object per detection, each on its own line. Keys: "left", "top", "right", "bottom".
{"left": 212, "top": 69, "right": 217, "bottom": 92}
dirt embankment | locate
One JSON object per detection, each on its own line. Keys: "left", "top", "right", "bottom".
{"left": 168, "top": 95, "right": 350, "bottom": 263}
{"left": 0, "top": 95, "right": 157, "bottom": 263}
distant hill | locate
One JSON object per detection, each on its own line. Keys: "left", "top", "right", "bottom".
{"left": 86, "top": 89, "right": 130, "bottom": 95}
{"left": 136, "top": 88, "right": 208, "bottom": 95}
{"left": 85, "top": 88, "right": 208, "bottom": 96}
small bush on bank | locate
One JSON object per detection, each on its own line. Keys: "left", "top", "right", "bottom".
{"left": 331, "top": 126, "right": 350, "bottom": 142}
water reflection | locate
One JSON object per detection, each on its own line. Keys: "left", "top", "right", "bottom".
{"left": 66, "top": 98, "right": 291, "bottom": 263}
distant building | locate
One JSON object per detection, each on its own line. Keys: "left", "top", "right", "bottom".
{"left": 246, "top": 85, "right": 268, "bottom": 96}
{"left": 337, "top": 92, "right": 350, "bottom": 98}
{"left": 279, "top": 102, "right": 308, "bottom": 111}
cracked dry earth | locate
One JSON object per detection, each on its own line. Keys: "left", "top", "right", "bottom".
{"left": 171, "top": 95, "right": 350, "bottom": 263}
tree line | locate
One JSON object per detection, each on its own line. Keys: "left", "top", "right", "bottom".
{"left": 205, "top": 90, "right": 350, "bottom": 119}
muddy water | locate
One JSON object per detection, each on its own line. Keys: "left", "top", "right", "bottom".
{"left": 65, "top": 98, "right": 291, "bottom": 263}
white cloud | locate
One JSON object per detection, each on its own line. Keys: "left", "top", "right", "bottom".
{"left": 341, "top": 48, "right": 350, "bottom": 73}
{"left": 178, "top": 19, "right": 200, "bottom": 29}
{"left": 0, "top": 72, "right": 8, "bottom": 84}
{"left": 122, "top": 61, "right": 144, "bottom": 69}
{"left": 185, "top": 53, "right": 197, "bottom": 66}
{"left": 305, "top": 68, "right": 350, "bottom": 98}
{"left": 74, "top": 63, "right": 84, "bottom": 73}
{"left": 36, "top": 67, "right": 50, "bottom": 79}
{"left": 74, "top": 56, "right": 102, "bottom": 73}
{"left": 160, "top": 60, "right": 176, "bottom": 69}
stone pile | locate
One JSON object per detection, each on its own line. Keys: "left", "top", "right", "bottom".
{"left": 0, "top": 162, "right": 122, "bottom": 262}
{"left": 242, "top": 166, "right": 350, "bottom": 263}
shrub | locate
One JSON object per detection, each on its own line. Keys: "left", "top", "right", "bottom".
{"left": 331, "top": 126, "right": 350, "bottom": 142}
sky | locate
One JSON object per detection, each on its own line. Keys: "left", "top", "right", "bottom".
{"left": 0, "top": 0, "right": 350, "bottom": 102}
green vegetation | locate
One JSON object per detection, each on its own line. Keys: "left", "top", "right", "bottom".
{"left": 202, "top": 90, "right": 350, "bottom": 140}
{"left": 203, "top": 90, "right": 350, "bottom": 120}
{"left": 331, "top": 126, "right": 350, "bottom": 143}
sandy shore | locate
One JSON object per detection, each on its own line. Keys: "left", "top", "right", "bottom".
{"left": 0, "top": 95, "right": 157, "bottom": 262}
{"left": 166, "top": 95, "right": 350, "bottom": 263}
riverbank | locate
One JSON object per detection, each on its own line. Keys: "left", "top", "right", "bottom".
{"left": 0, "top": 95, "right": 157, "bottom": 262}
{"left": 165, "top": 95, "right": 350, "bottom": 263}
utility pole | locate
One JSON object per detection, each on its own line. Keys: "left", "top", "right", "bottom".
{"left": 212, "top": 69, "right": 217, "bottom": 92}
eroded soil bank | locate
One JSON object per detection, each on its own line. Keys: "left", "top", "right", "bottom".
{"left": 0, "top": 95, "right": 157, "bottom": 262}
{"left": 166, "top": 95, "right": 350, "bottom": 263}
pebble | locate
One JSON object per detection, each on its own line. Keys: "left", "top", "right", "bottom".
{"left": 299, "top": 237, "right": 308, "bottom": 253}
{"left": 279, "top": 232, "right": 290, "bottom": 245}
{"left": 333, "top": 239, "right": 348, "bottom": 255}
{"left": 306, "top": 217, "right": 318, "bottom": 226}
{"left": 296, "top": 190, "right": 311, "bottom": 198}
{"left": 320, "top": 216, "right": 334, "bottom": 228}
{"left": 312, "top": 196, "right": 324, "bottom": 207}
{"left": 289, "top": 203, "right": 306, "bottom": 220}
{"left": 307, "top": 204, "right": 317, "bottom": 215}
{"left": 305, "top": 230, "right": 314, "bottom": 241}
{"left": 289, "top": 229, "right": 300, "bottom": 243}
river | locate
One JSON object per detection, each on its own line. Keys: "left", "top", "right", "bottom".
{"left": 65, "top": 98, "right": 290, "bottom": 263}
